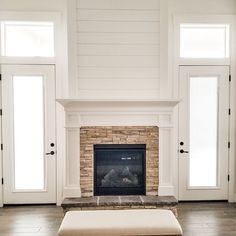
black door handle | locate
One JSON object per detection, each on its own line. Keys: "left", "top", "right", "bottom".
{"left": 180, "top": 149, "right": 189, "bottom": 154}
{"left": 45, "top": 151, "right": 55, "bottom": 155}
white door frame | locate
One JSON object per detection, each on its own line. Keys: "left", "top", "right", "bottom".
{"left": 0, "top": 62, "right": 62, "bottom": 207}
{"left": 178, "top": 65, "right": 230, "bottom": 200}
{"left": 2, "top": 64, "right": 56, "bottom": 204}
{"left": 0, "top": 11, "right": 67, "bottom": 207}
{"left": 173, "top": 14, "right": 236, "bottom": 202}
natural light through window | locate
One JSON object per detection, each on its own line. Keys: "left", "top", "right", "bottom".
{"left": 180, "top": 24, "right": 229, "bottom": 58}
{"left": 189, "top": 76, "right": 218, "bottom": 187}
{"left": 1, "top": 21, "right": 54, "bottom": 57}
{"left": 13, "top": 76, "right": 45, "bottom": 190}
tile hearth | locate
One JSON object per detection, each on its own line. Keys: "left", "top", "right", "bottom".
{"left": 62, "top": 196, "right": 178, "bottom": 216}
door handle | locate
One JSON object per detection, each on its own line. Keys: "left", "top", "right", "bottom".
{"left": 180, "top": 149, "right": 189, "bottom": 154}
{"left": 45, "top": 151, "right": 55, "bottom": 155}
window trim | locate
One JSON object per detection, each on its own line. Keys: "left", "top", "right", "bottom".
{"left": 173, "top": 14, "right": 235, "bottom": 66}
{"left": 0, "top": 11, "right": 67, "bottom": 208}
{"left": 1, "top": 21, "right": 55, "bottom": 58}
{"left": 0, "top": 11, "right": 60, "bottom": 64}
{"left": 180, "top": 23, "right": 230, "bottom": 59}
{"left": 173, "top": 14, "right": 236, "bottom": 202}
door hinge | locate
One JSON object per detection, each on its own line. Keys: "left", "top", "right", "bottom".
{"left": 1, "top": 144, "right": 3, "bottom": 150}
{"left": 228, "top": 175, "right": 230, "bottom": 181}
{"left": 0, "top": 109, "right": 2, "bottom": 116}
{"left": 229, "top": 108, "right": 231, "bottom": 115}
{"left": 1, "top": 178, "right": 3, "bottom": 185}
{"left": 228, "top": 142, "right": 231, "bottom": 149}
{"left": 0, "top": 74, "right": 2, "bottom": 81}
{"left": 229, "top": 74, "right": 231, "bottom": 82}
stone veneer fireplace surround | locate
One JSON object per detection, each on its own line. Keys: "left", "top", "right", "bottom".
{"left": 58, "top": 99, "right": 179, "bottom": 199}
{"left": 80, "top": 126, "right": 158, "bottom": 197}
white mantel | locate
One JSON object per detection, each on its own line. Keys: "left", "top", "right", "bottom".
{"left": 57, "top": 99, "right": 181, "bottom": 198}
{"left": 57, "top": 99, "right": 180, "bottom": 109}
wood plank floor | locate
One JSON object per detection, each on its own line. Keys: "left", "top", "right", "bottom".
{"left": 178, "top": 202, "right": 236, "bottom": 236}
{"left": 0, "top": 205, "right": 63, "bottom": 236}
{"left": 0, "top": 202, "right": 236, "bottom": 235}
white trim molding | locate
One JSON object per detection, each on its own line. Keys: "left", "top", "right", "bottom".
{"left": 172, "top": 14, "right": 236, "bottom": 202}
{"left": 58, "top": 99, "right": 180, "bottom": 199}
{"left": 0, "top": 10, "right": 69, "bottom": 206}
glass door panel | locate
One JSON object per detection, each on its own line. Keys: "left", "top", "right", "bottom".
{"left": 13, "top": 76, "right": 44, "bottom": 190}
{"left": 189, "top": 77, "right": 218, "bottom": 187}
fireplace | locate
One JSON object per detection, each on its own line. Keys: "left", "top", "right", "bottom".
{"left": 80, "top": 126, "right": 158, "bottom": 197}
{"left": 94, "top": 144, "right": 146, "bottom": 196}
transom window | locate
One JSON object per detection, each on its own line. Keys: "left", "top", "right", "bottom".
{"left": 1, "top": 21, "right": 54, "bottom": 57}
{"left": 180, "top": 24, "right": 229, "bottom": 58}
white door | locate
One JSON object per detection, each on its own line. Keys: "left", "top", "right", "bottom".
{"left": 2, "top": 65, "right": 56, "bottom": 204}
{"left": 179, "top": 66, "right": 229, "bottom": 200}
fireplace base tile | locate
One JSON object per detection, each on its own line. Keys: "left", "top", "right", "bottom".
{"left": 99, "top": 196, "right": 121, "bottom": 206}
{"left": 62, "top": 196, "right": 98, "bottom": 208}
{"left": 61, "top": 196, "right": 178, "bottom": 216}
{"left": 120, "top": 196, "right": 142, "bottom": 206}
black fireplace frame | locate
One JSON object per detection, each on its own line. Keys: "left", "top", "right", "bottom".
{"left": 94, "top": 144, "right": 146, "bottom": 196}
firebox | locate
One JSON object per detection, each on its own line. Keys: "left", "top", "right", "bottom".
{"left": 94, "top": 144, "right": 146, "bottom": 196}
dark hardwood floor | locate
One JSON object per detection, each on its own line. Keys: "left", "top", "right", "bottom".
{"left": 0, "top": 202, "right": 236, "bottom": 235}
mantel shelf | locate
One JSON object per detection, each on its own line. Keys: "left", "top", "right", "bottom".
{"left": 56, "top": 98, "right": 181, "bottom": 109}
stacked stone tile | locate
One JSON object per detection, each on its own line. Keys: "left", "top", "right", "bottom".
{"left": 80, "top": 126, "right": 159, "bottom": 197}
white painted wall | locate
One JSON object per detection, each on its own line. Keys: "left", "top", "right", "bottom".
{"left": 1, "top": 0, "right": 235, "bottom": 99}
{"left": 74, "top": 0, "right": 236, "bottom": 100}
{"left": 0, "top": 0, "right": 236, "bottom": 203}
{"left": 0, "top": 0, "right": 65, "bottom": 11}
{"left": 76, "top": 0, "right": 161, "bottom": 99}
{"left": 169, "top": 0, "right": 236, "bottom": 14}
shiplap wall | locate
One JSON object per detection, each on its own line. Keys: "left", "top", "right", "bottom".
{"left": 76, "top": 0, "right": 160, "bottom": 99}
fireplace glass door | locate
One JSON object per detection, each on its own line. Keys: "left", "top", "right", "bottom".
{"left": 94, "top": 144, "right": 146, "bottom": 195}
